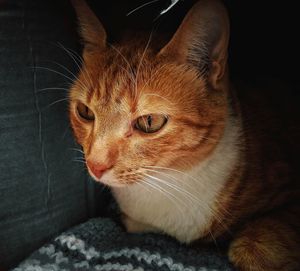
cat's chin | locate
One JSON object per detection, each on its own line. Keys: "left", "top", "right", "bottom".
{"left": 89, "top": 170, "right": 127, "bottom": 188}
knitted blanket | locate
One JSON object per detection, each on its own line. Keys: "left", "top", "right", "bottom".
{"left": 13, "top": 217, "right": 234, "bottom": 271}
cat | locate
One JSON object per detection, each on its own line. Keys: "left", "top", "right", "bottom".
{"left": 69, "top": 0, "right": 300, "bottom": 270}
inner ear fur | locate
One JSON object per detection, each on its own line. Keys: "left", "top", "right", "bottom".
{"left": 158, "top": 0, "right": 230, "bottom": 88}
{"left": 71, "top": 0, "right": 107, "bottom": 51}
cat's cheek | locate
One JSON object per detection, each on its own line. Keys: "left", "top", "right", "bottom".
{"left": 69, "top": 114, "right": 91, "bottom": 147}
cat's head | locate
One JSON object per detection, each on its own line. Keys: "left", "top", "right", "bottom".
{"left": 69, "top": 0, "right": 230, "bottom": 187}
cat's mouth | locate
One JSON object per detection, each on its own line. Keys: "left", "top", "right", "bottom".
{"left": 87, "top": 167, "right": 129, "bottom": 188}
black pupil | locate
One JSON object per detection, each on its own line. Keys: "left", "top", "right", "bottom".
{"left": 147, "top": 115, "right": 152, "bottom": 127}
{"left": 85, "top": 106, "right": 89, "bottom": 115}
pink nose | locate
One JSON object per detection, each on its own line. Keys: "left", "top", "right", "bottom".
{"left": 86, "top": 161, "right": 111, "bottom": 179}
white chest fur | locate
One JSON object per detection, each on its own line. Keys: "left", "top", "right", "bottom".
{"left": 112, "top": 116, "right": 241, "bottom": 243}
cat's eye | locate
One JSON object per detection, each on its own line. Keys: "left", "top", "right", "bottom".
{"left": 135, "top": 114, "right": 168, "bottom": 134}
{"left": 76, "top": 102, "right": 95, "bottom": 121}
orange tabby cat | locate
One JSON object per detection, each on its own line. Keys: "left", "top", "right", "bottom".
{"left": 69, "top": 0, "right": 300, "bottom": 270}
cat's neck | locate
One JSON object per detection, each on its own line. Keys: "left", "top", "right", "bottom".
{"left": 113, "top": 110, "right": 243, "bottom": 243}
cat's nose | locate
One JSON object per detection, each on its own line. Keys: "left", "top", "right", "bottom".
{"left": 86, "top": 160, "right": 112, "bottom": 179}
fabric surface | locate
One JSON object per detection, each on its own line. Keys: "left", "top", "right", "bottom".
{"left": 12, "top": 217, "right": 234, "bottom": 271}
{"left": 0, "top": 0, "right": 106, "bottom": 268}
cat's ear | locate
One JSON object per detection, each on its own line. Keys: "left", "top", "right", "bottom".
{"left": 71, "top": 0, "right": 107, "bottom": 50}
{"left": 159, "top": 0, "right": 229, "bottom": 89}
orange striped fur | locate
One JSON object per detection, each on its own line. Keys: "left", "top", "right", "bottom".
{"left": 69, "top": 0, "right": 300, "bottom": 270}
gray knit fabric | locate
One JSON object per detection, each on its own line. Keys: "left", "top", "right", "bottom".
{"left": 12, "top": 217, "right": 234, "bottom": 271}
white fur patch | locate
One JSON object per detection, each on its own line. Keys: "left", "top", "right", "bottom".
{"left": 113, "top": 114, "right": 241, "bottom": 243}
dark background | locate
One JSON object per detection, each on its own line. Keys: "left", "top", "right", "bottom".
{"left": 86, "top": 0, "right": 300, "bottom": 88}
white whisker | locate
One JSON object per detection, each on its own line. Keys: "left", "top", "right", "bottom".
{"left": 143, "top": 93, "right": 174, "bottom": 105}
{"left": 34, "top": 66, "right": 86, "bottom": 91}
{"left": 56, "top": 42, "right": 94, "bottom": 87}
{"left": 49, "top": 61, "right": 89, "bottom": 91}
{"left": 134, "top": 29, "right": 154, "bottom": 101}
{"left": 144, "top": 165, "right": 204, "bottom": 185}
{"left": 139, "top": 176, "right": 186, "bottom": 216}
{"left": 143, "top": 172, "right": 199, "bottom": 205}
{"left": 36, "top": 87, "right": 70, "bottom": 93}
{"left": 108, "top": 43, "right": 136, "bottom": 85}
{"left": 44, "top": 97, "right": 69, "bottom": 109}
{"left": 69, "top": 147, "right": 84, "bottom": 154}
{"left": 33, "top": 66, "right": 72, "bottom": 80}
{"left": 55, "top": 42, "right": 83, "bottom": 65}
{"left": 135, "top": 179, "right": 152, "bottom": 194}
{"left": 126, "top": 0, "right": 160, "bottom": 16}
{"left": 73, "top": 159, "right": 86, "bottom": 164}
{"left": 144, "top": 167, "right": 212, "bottom": 199}
{"left": 138, "top": 64, "right": 166, "bottom": 93}
{"left": 142, "top": 166, "right": 232, "bottom": 235}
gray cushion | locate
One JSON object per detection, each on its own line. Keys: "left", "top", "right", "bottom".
{"left": 0, "top": 0, "right": 105, "bottom": 268}
{"left": 12, "top": 217, "right": 234, "bottom": 271}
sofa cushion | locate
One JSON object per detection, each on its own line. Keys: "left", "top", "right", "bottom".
{"left": 12, "top": 217, "right": 234, "bottom": 271}
{"left": 0, "top": 0, "right": 107, "bottom": 268}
